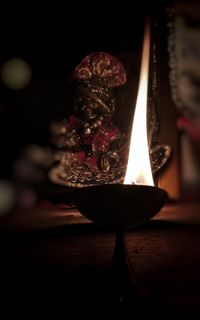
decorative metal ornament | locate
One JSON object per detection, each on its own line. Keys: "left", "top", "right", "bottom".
{"left": 148, "top": 40, "right": 172, "bottom": 174}
{"left": 49, "top": 50, "right": 172, "bottom": 188}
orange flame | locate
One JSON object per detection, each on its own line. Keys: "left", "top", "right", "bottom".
{"left": 124, "top": 19, "right": 154, "bottom": 186}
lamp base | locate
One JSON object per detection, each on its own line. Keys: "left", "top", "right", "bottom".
{"left": 110, "top": 230, "right": 146, "bottom": 301}
{"left": 71, "top": 184, "right": 167, "bottom": 315}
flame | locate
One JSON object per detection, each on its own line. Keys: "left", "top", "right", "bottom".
{"left": 124, "top": 19, "right": 154, "bottom": 186}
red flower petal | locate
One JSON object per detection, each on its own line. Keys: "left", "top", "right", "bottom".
{"left": 86, "top": 156, "right": 97, "bottom": 170}
{"left": 77, "top": 151, "right": 86, "bottom": 162}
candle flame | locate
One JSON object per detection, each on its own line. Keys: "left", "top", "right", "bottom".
{"left": 124, "top": 19, "right": 154, "bottom": 186}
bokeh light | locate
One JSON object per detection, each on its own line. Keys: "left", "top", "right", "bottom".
{"left": 0, "top": 57, "right": 32, "bottom": 90}
{"left": 17, "top": 188, "right": 37, "bottom": 209}
{"left": 0, "top": 180, "right": 16, "bottom": 215}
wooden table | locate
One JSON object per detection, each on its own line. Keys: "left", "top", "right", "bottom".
{"left": 0, "top": 202, "right": 200, "bottom": 318}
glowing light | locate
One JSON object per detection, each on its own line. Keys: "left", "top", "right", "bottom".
{"left": 1, "top": 58, "right": 32, "bottom": 90}
{"left": 0, "top": 180, "right": 16, "bottom": 215}
{"left": 124, "top": 19, "right": 154, "bottom": 186}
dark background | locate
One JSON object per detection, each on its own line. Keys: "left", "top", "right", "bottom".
{"left": 0, "top": 3, "right": 170, "bottom": 179}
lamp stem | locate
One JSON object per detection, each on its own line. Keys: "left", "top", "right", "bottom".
{"left": 110, "top": 229, "right": 147, "bottom": 303}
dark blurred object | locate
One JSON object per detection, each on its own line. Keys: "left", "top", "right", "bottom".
{"left": 13, "top": 145, "right": 53, "bottom": 184}
{"left": 168, "top": 0, "right": 200, "bottom": 197}
{"left": 12, "top": 144, "right": 73, "bottom": 206}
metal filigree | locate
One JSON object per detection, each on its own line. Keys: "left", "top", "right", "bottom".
{"left": 49, "top": 49, "right": 172, "bottom": 188}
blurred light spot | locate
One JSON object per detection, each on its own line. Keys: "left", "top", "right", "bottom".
{"left": 17, "top": 188, "right": 37, "bottom": 209}
{"left": 1, "top": 58, "right": 32, "bottom": 90}
{"left": 0, "top": 180, "right": 16, "bottom": 215}
{"left": 13, "top": 158, "right": 45, "bottom": 183}
{"left": 24, "top": 145, "right": 53, "bottom": 167}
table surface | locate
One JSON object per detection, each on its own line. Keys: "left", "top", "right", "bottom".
{"left": 0, "top": 202, "right": 200, "bottom": 318}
